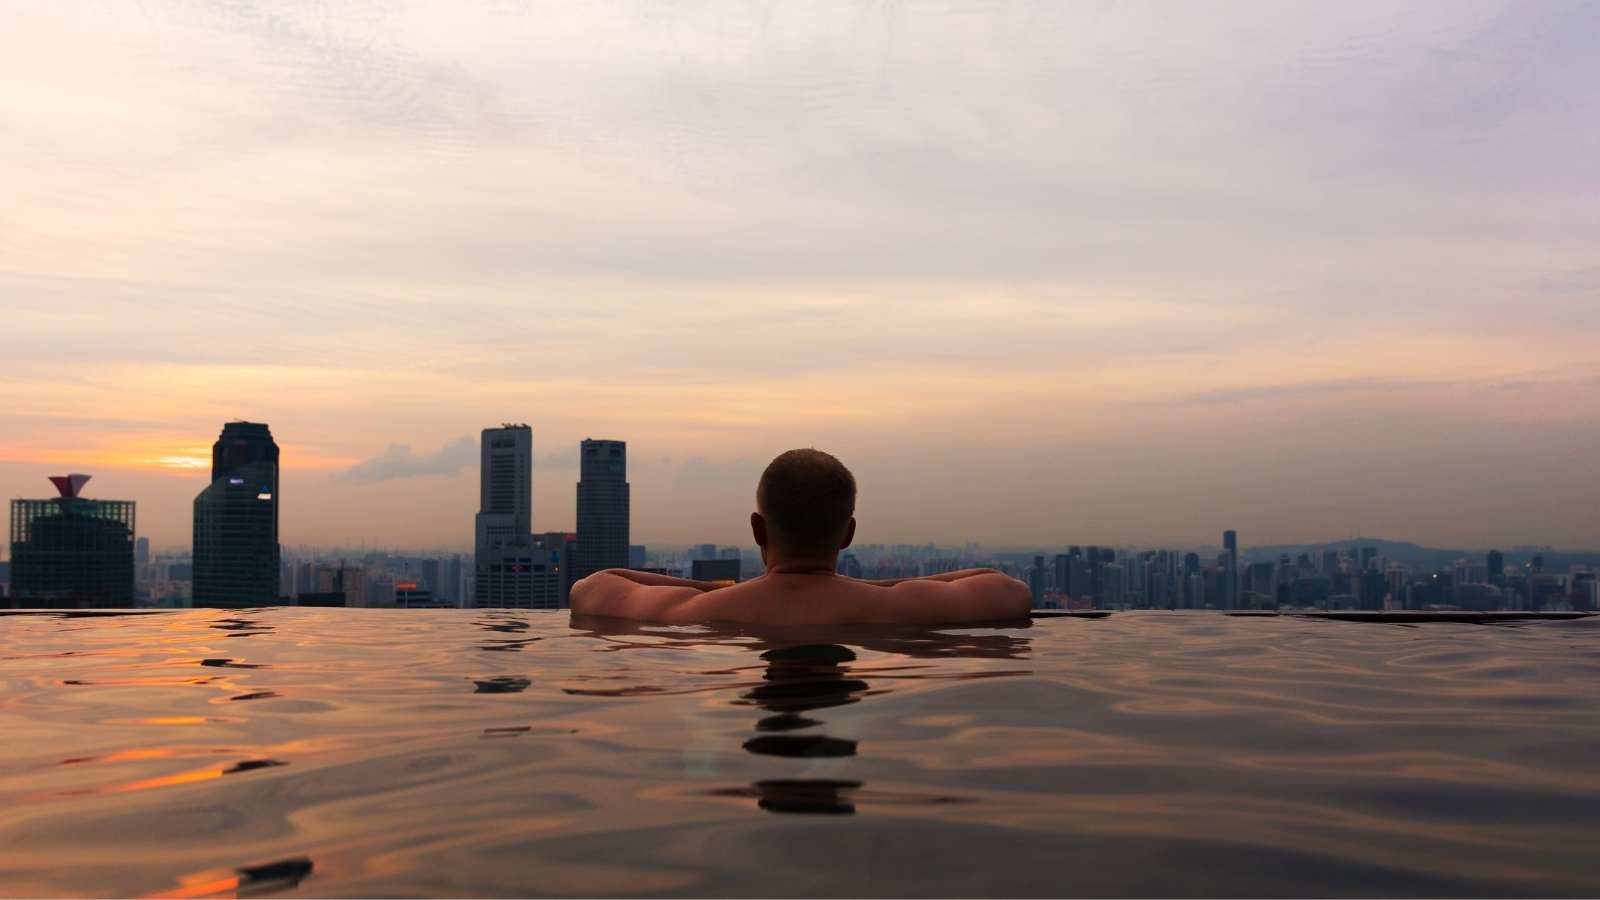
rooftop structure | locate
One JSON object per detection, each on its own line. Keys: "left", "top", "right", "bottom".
{"left": 8, "top": 474, "right": 135, "bottom": 608}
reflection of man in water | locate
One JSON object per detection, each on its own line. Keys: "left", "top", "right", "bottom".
{"left": 737, "top": 644, "right": 866, "bottom": 815}
{"left": 563, "top": 618, "right": 1029, "bottom": 815}
{"left": 571, "top": 449, "right": 1031, "bottom": 625}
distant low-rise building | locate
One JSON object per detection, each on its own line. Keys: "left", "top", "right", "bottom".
{"left": 691, "top": 558, "right": 741, "bottom": 584}
{"left": 533, "top": 531, "right": 576, "bottom": 609}
{"left": 395, "top": 582, "right": 451, "bottom": 608}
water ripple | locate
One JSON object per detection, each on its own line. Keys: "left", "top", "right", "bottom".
{"left": 0, "top": 609, "right": 1596, "bottom": 896}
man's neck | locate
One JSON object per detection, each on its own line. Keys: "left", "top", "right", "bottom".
{"left": 765, "top": 556, "right": 840, "bottom": 576}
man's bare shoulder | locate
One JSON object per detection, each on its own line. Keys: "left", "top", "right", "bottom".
{"left": 661, "top": 571, "right": 1028, "bottom": 626}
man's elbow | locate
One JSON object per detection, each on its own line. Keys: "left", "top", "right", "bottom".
{"left": 568, "top": 582, "right": 597, "bottom": 614}
{"left": 982, "top": 573, "right": 1033, "bottom": 617}
{"left": 569, "top": 571, "right": 620, "bottom": 612}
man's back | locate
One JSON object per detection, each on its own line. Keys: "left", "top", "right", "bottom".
{"left": 571, "top": 568, "right": 1030, "bottom": 626}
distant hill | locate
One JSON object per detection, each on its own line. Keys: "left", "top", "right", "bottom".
{"left": 994, "top": 539, "right": 1600, "bottom": 573}
{"left": 1242, "top": 538, "right": 1600, "bottom": 572}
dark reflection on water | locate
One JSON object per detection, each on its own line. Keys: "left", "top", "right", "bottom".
{"left": 743, "top": 734, "right": 859, "bottom": 758}
{"left": 740, "top": 644, "right": 868, "bottom": 761}
{"left": 222, "top": 759, "right": 286, "bottom": 775}
{"left": 2, "top": 609, "right": 1599, "bottom": 897}
{"left": 152, "top": 857, "right": 316, "bottom": 899}
{"left": 229, "top": 690, "right": 281, "bottom": 702}
{"left": 201, "top": 657, "right": 267, "bottom": 669}
{"left": 717, "top": 778, "right": 862, "bottom": 815}
{"left": 237, "top": 858, "right": 315, "bottom": 894}
{"left": 210, "top": 617, "right": 273, "bottom": 638}
{"left": 479, "top": 638, "right": 538, "bottom": 652}
{"left": 472, "top": 675, "right": 531, "bottom": 694}
{"left": 482, "top": 726, "right": 532, "bottom": 739}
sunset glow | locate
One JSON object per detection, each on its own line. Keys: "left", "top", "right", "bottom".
{"left": 3, "top": 2, "right": 1597, "bottom": 550}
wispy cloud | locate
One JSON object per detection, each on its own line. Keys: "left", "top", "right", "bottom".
{"left": 1153, "top": 378, "right": 1457, "bottom": 408}
{"left": 338, "top": 437, "right": 476, "bottom": 482}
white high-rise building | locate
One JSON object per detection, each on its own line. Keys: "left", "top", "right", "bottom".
{"left": 475, "top": 424, "right": 539, "bottom": 608}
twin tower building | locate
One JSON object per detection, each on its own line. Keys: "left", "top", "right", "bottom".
{"left": 473, "top": 425, "right": 628, "bottom": 609}
{"left": 187, "top": 422, "right": 623, "bottom": 609}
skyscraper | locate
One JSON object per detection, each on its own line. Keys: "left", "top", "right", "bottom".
{"left": 444, "top": 554, "right": 464, "bottom": 605}
{"left": 474, "top": 425, "right": 536, "bottom": 608}
{"left": 193, "top": 422, "right": 280, "bottom": 608}
{"left": 9, "top": 475, "right": 134, "bottom": 608}
{"left": 1052, "top": 553, "right": 1072, "bottom": 597}
{"left": 1487, "top": 549, "right": 1505, "bottom": 585}
{"left": 574, "top": 438, "right": 629, "bottom": 582}
{"left": 1223, "top": 529, "right": 1239, "bottom": 611}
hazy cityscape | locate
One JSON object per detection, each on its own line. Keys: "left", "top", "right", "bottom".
{"left": 7, "top": 420, "right": 1594, "bottom": 614}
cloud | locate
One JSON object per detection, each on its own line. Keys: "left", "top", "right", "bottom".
{"left": 673, "top": 456, "right": 763, "bottom": 489}
{"left": 1154, "top": 378, "right": 1454, "bottom": 408}
{"left": 338, "top": 436, "right": 476, "bottom": 482}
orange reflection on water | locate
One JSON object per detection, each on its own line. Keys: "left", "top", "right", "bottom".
{"left": 110, "top": 766, "right": 224, "bottom": 795}
{"left": 146, "top": 867, "right": 240, "bottom": 899}
{"left": 62, "top": 748, "right": 174, "bottom": 766}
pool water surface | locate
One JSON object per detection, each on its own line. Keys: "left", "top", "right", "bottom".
{"left": 1, "top": 609, "right": 1597, "bottom": 897}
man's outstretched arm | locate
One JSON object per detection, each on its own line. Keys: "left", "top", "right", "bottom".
{"left": 859, "top": 568, "right": 1009, "bottom": 587}
{"left": 570, "top": 569, "right": 718, "bottom": 621}
{"left": 884, "top": 571, "right": 1033, "bottom": 624}
{"left": 594, "top": 568, "right": 727, "bottom": 591}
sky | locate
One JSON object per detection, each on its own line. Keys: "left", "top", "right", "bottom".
{"left": 2, "top": 1, "right": 1598, "bottom": 553}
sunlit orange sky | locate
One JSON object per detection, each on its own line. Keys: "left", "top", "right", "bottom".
{"left": 3, "top": 2, "right": 1598, "bottom": 552}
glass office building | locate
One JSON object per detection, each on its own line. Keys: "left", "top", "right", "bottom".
{"left": 193, "top": 421, "right": 280, "bottom": 608}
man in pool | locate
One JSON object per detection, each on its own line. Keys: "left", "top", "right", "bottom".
{"left": 570, "top": 448, "right": 1032, "bottom": 625}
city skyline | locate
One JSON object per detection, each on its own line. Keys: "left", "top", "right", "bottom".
{"left": 11, "top": 456, "right": 1589, "bottom": 611}
{"left": 6, "top": 436, "right": 1599, "bottom": 560}
{"left": 4, "top": 3, "right": 1599, "bottom": 550}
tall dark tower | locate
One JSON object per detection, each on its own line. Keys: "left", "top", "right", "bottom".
{"left": 193, "top": 422, "right": 280, "bottom": 608}
{"left": 574, "top": 439, "right": 629, "bottom": 583}
{"left": 474, "top": 424, "right": 535, "bottom": 608}
{"left": 1223, "top": 529, "right": 1239, "bottom": 610}
{"left": 1486, "top": 549, "right": 1504, "bottom": 585}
